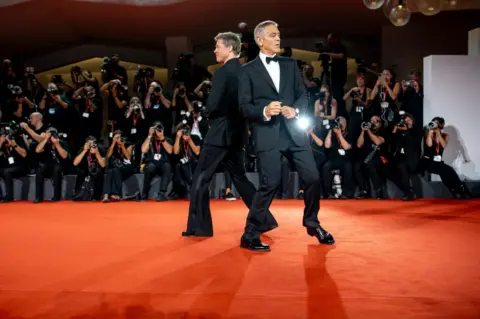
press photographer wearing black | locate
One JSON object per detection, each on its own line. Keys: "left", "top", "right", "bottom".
{"left": 307, "top": 125, "right": 328, "bottom": 197}
{"left": 6, "top": 86, "right": 36, "bottom": 123}
{"left": 323, "top": 116, "right": 354, "bottom": 198}
{"left": 399, "top": 69, "right": 423, "bottom": 128}
{"left": 419, "top": 117, "right": 472, "bottom": 199}
{"left": 188, "top": 101, "right": 209, "bottom": 140}
{"left": 370, "top": 69, "right": 400, "bottom": 128}
{"left": 19, "top": 112, "right": 46, "bottom": 143}
{"left": 70, "top": 66, "right": 99, "bottom": 92}
{"left": 23, "top": 67, "right": 45, "bottom": 105}
{"left": 389, "top": 112, "right": 420, "bottom": 200}
{"left": 141, "top": 122, "right": 173, "bottom": 201}
{"left": 103, "top": 131, "right": 135, "bottom": 202}
{"left": 100, "top": 79, "right": 129, "bottom": 133}
{"left": 171, "top": 124, "right": 201, "bottom": 199}
{"left": 319, "top": 33, "right": 348, "bottom": 118}
{"left": 172, "top": 82, "right": 193, "bottom": 125}
{"left": 72, "top": 136, "right": 106, "bottom": 201}
{"left": 101, "top": 54, "right": 128, "bottom": 85}
{"left": 34, "top": 127, "right": 69, "bottom": 203}
{"left": 314, "top": 85, "right": 337, "bottom": 136}
{"left": 39, "top": 83, "right": 71, "bottom": 134}
{"left": 345, "top": 74, "right": 372, "bottom": 143}
{"left": 73, "top": 85, "right": 103, "bottom": 142}
{"left": 144, "top": 82, "right": 172, "bottom": 136}
{"left": 355, "top": 115, "right": 387, "bottom": 199}
{"left": 0, "top": 125, "right": 27, "bottom": 202}
{"left": 193, "top": 79, "right": 212, "bottom": 105}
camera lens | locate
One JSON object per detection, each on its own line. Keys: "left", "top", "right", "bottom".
{"left": 154, "top": 87, "right": 161, "bottom": 93}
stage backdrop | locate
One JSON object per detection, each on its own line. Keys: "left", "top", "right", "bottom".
{"left": 423, "top": 54, "right": 480, "bottom": 181}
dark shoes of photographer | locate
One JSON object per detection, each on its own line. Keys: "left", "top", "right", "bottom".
{"left": 307, "top": 226, "right": 335, "bottom": 245}
{"left": 355, "top": 190, "right": 369, "bottom": 199}
{"left": 297, "top": 191, "right": 305, "bottom": 200}
{"left": 240, "top": 236, "right": 271, "bottom": 252}
{"left": 401, "top": 191, "right": 415, "bottom": 201}
{"left": 375, "top": 189, "right": 385, "bottom": 200}
{"left": 2, "top": 197, "right": 13, "bottom": 203}
{"left": 156, "top": 192, "right": 167, "bottom": 202}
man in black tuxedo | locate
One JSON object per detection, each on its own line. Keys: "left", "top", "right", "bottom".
{"left": 182, "top": 32, "right": 277, "bottom": 237}
{"left": 239, "top": 20, "right": 335, "bottom": 251}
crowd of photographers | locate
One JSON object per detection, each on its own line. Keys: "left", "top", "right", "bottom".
{"left": 0, "top": 33, "right": 474, "bottom": 203}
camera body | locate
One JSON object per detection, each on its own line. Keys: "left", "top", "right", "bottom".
{"left": 331, "top": 118, "right": 341, "bottom": 129}
{"left": 397, "top": 111, "right": 407, "bottom": 128}
{"left": 180, "top": 157, "right": 189, "bottom": 165}
{"left": 7, "top": 85, "right": 23, "bottom": 97}
{"left": 154, "top": 123, "right": 164, "bottom": 132}
{"left": 90, "top": 141, "right": 97, "bottom": 148}
{"left": 154, "top": 86, "right": 161, "bottom": 93}
{"left": 350, "top": 90, "right": 359, "bottom": 99}
{"left": 428, "top": 121, "right": 438, "bottom": 129}
{"left": 182, "top": 128, "right": 191, "bottom": 136}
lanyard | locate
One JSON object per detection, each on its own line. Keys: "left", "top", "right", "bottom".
{"left": 154, "top": 140, "right": 162, "bottom": 153}
{"left": 132, "top": 114, "right": 137, "bottom": 128}
{"left": 85, "top": 99, "right": 93, "bottom": 112}
{"left": 183, "top": 141, "right": 190, "bottom": 160}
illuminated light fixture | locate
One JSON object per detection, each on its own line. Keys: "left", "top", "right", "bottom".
{"left": 75, "top": 0, "right": 187, "bottom": 5}
{"left": 389, "top": 0, "right": 412, "bottom": 26}
{"left": 363, "top": 0, "right": 386, "bottom": 10}
{"left": 417, "top": 0, "right": 443, "bottom": 15}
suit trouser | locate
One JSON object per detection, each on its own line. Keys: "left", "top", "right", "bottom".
{"left": 185, "top": 144, "right": 278, "bottom": 236}
{"left": 142, "top": 161, "right": 172, "bottom": 197}
{"left": 243, "top": 145, "right": 321, "bottom": 240}
{"left": 418, "top": 158, "right": 462, "bottom": 193}
{"left": 0, "top": 166, "right": 26, "bottom": 200}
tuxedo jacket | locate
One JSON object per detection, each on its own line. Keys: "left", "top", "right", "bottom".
{"left": 203, "top": 58, "right": 247, "bottom": 148}
{"left": 238, "top": 56, "right": 309, "bottom": 152}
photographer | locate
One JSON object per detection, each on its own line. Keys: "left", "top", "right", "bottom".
{"left": 388, "top": 112, "right": 421, "bottom": 200}
{"left": 354, "top": 115, "right": 387, "bottom": 199}
{"left": 33, "top": 127, "right": 69, "bottom": 203}
{"left": 193, "top": 79, "right": 212, "bottom": 105}
{"left": 399, "top": 69, "right": 423, "bottom": 128}
{"left": 39, "top": 83, "right": 72, "bottom": 134}
{"left": 141, "top": 121, "right": 173, "bottom": 201}
{"left": 23, "top": 68, "right": 45, "bottom": 105}
{"left": 0, "top": 125, "right": 27, "bottom": 202}
{"left": 345, "top": 74, "right": 372, "bottom": 144}
{"left": 307, "top": 125, "right": 328, "bottom": 198}
{"left": 73, "top": 85, "right": 103, "bottom": 142}
{"left": 124, "top": 97, "right": 147, "bottom": 168}
{"left": 314, "top": 85, "right": 337, "bottom": 136}
{"left": 70, "top": 66, "right": 99, "bottom": 92}
{"left": 370, "top": 69, "right": 400, "bottom": 128}
{"left": 319, "top": 34, "right": 348, "bottom": 118}
{"left": 7, "top": 89, "right": 36, "bottom": 123}
{"left": 100, "top": 79, "right": 129, "bottom": 131}
{"left": 301, "top": 64, "right": 321, "bottom": 117}
{"left": 72, "top": 136, "right": 106, "bottom": 201}
{"left": 101, "top": 54, "right": 128, "bottom": 85}
{"left": 323, "top": 116, "right": 354, "bottom": 198}
{"left": 1, "top": 59, "right": 19, "bottom": 112}
{"left": 133, "top": 67, "right": 155, "bottom": 101}
{"left": 188, "top": 101, "right": 208, "bottom": 140}
{"left": 103, "top": 130, "right": 135, "bottom": 202}
{"left": 144, "top": 81, "right": 172, "bottom": 136}
{"left": 172, "top": 82, "right": 193, "bottom": 125}
{"left": 171, "top": 124, "right": 201, "bottom": 199}
{"left": 419, "top": 117, "right": 472, "bottom": 199}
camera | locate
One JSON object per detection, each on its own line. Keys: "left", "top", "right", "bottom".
{"left": 350, "top": 90, "right": 359, "bottom": 99}
{"left": 428, "top": 121, "right": 438, "bottom": 129}
{"left": 182, "top": 128, "right": 191, "bottom": 136}
{"left": 317, "top": 91, "right": 326, "bottom": 100}
{"left": 47, "top": 127, "right": 59, "bottom": 138}
{"left": 90, "top": 141, "right": 97, "bottom": 148}
{"left": 331, "top": 118, "right": 341, "bottom": 129}
{"left": 132, "top": 104, "right": 141, "bottom": 111}
{"left": 192, "top": 101, "right": 204, "bottom": 114}
{"left": 178, "top": 88, "right": 186, "bottom": 96}
{"left": 154, "top": 86, "right": 161, "bottom": 93}
{"left": 7, "top": 84, "right": 23, "bottom": 97}
{"left": 396, "top": 111, "right": 407, "bottom": 127}
{"left": 154, "top": 123, "right": 164, "bottom": 132}
{"left": 25, "top": 67, "right": 35, "bottom": 77}
{"left": 119, "top": 136, "right": 127, "bottom": 143}
{"left": 0, "top": 121, "right": 19, "bottom": 140}
{"left": 361, "top": 122, "right": 371, "bottom": 130}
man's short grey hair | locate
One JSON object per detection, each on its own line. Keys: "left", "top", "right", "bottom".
{"left": 214, "top": 32, "right": 242, "bottom": 55}
{"left": 254, "top": 20, "right": 278, "bottom": 45}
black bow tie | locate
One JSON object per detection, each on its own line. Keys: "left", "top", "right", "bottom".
{"left": 266, "top": 56, "right": 279, "bottom": 64}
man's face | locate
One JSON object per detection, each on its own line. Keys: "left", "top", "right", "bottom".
{"left": 405, "top": 116, "right": 414, "bottom": 128}
{"left": 257, "top": 24, "right": 281, "bottom": 55}
{"left": 409, "top": 74, "right": 421, "bottom": 84}
{"left": 371, "top": 116, "right": 381, "bottom": 131}
{"left": 111, "top": 56, "right": 119, "bottom": 64}
{"left": 214, "top": 39, "right": 231, "bottom": 64}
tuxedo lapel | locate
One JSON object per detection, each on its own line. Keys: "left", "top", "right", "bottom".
{"left": 252, "top": 57, "right": 277, "bottom": 93}
{"left": 279, "top": 58, "right": 288, "bottom": 95}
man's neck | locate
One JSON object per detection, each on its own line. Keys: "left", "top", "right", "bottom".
{"left": 35, "top": 123, "right": 43, "bottom": 130}
{"left": 260, "top": 50, "right": 276, "bottom": 57}
{"left": 223, "top": 55, "right": 237, "bottom": 65}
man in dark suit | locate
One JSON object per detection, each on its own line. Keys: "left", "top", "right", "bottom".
{"left": 182, "top": 32, "right": 278, "bottom": 237}
{"left": 239, "top": 20, "right": 335, "bottom": 252}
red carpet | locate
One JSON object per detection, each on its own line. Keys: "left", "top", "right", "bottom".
{"left": 0, "top": 199, "right": 479, "bottom": 319}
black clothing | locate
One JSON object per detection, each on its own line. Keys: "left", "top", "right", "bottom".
{"left": 74, "top": 97, "right": 103, "bottom": 141}
{"left": 104, "top": 142, "right": 135, "bottom": 197}
{"left": 42, "top": 95, "right": 71, "bottom": 134}
{"left": 107, "top": 87, "right": 129, "bottom": 125}
{"left": 184, "top": 58, "right": 277, "bottom": 236}
{"left": 73, "top": 147, "right": 106, "bottom": 200}
{"left": 146, "top": 96, "right": 173, "bottom": 137}
{"left": 399, "top": 86, "right": 424, "bottom": 127}
{"left": 142, "top": 137, "right": 174, "bottom": 198}
{"left": 0, "top": 136, "right": 28, "bottom": 201}
{"left": 239, "top": 56, "right": 321, "bottom": 240}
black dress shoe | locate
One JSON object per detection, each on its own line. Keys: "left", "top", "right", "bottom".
{"left": 240, "top": 237, "right": 271, "bottom": 252}
{"left": 355, "top": 191, "right": 368, "bottom": 199}
{"left": 156, "top": 192, "right": 167, "bottom": 202}
{"left": 33, "top": 199, "right": 43, "bottom": 204}
{"left": 182, "top": 230, "right": 213, "bottom": 237}
{"left": 307, "top": 226, "right": 335, "bottom": 245}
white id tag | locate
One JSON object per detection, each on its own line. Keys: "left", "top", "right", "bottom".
{"left": 381, "top": 102, "right": 389, "bottom": 109}
{"left": 401, "top": 148, "right": 405, "bottom": 154}
{"left": 154, "top": 154, "right": 162, "bottom": 161}
{"left": 131, "top": 128, "right": 137, "bottom": 134}
{"left": 8, "top": 157, "right": 15, "bottom": 164}
{"left": 82, "top": 112, "right": 90, "bottom": 118}
{"left": 356, "top": 106, "right": 364, "bottom": 113}
{"left": 338, "top": 149, "right": 346, "bottom": 156}
{"left": 109, "top": 132, "right": 113, "bottom": 138}
{"left": 153, "top": 104, "right": 160, "bottom": 109}
{"left": 323, "top": 119, "right": 329, "bottom": 125}
{"left": 434, "top": 155, "right": 442, "bottom": 162}
{"left": 123, "top": 159, "right": 131, "bottom": 165}
{"left": 49, "top": 108, "right": 56, "bottom": 115}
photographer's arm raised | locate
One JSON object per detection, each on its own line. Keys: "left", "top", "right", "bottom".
{"left": 73, "top": 147, "right": 88, "bottom": 166}
{"left": 325, "top": 99, "right": 337, "bottom": 120}
{"left": 324, "top": 130, "right": 333, "bottom": 149}
{"left": 367, "top": 129, "right": 385, "bottom": 145}
{"left": 54, "top": 141, "right": 68, "bottom": 159}
{"left": 173, "top": 133, "right": 182, "bottom": 155}
{"left": 11, "top": 139, "right": 26, "bottom": 158}
{"left": 188, "top": 138, "right": 200, "bottom": 156}
{"left": 100, "top": 82, "right": 111, "bottom": 96}
{"left": 35, "top": 137, "right": 48, "bottom": 153}
{"left": 121, "top": 144, "right": 133, "bottom": 161}
{"left": 357, "top": 130, "right": 365, "bottom": 148}
{"left": 141, "top": 136, "right": 152, "bottom": 154}
{"left": 384, "top": 82, "right": 400, "bottom": 101}
{"left": 194, "top": 81, "right": 206, "bottom": 99}
{"left": 95, "top": 149, "right": 106, "bottom": 168}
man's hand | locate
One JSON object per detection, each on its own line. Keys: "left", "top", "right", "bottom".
{"left": 83, "top": 142, "right": 91, "bottom": 151}
{"left": 0, "top": 135, "right": 6, "bottom": 145}
{"left": 281, "top": 106, "right": 297, "bottom": 119}
{"left": 19, "top": 122, "right": 29, "bottom": 130}
{"left": 265, "top": 101, "right": 282, "bottom": 117}
{"left": 176, "top": 130, "right": 183, "bottom": 138}
{"left": 6, "top": 137, "right": 16, "bottom": 146}
{"left": 148, "top": 127, "right": 155, "bottom": 137}
{"left": 307, "top": 128, "right": 314, "bottom": 135}
{"left": 51, "top": 136, "right": 60, "bottom": 145}
{"left": 333, "top": 127, "right": 341, "bottom": 135}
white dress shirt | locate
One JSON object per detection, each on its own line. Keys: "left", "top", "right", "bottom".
{"left": 259, "top": 52, "right": 280, "bottom": 121}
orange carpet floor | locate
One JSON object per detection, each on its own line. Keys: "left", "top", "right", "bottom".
{"left": 0, "top": 199, "right": 479, "bottom": 319}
